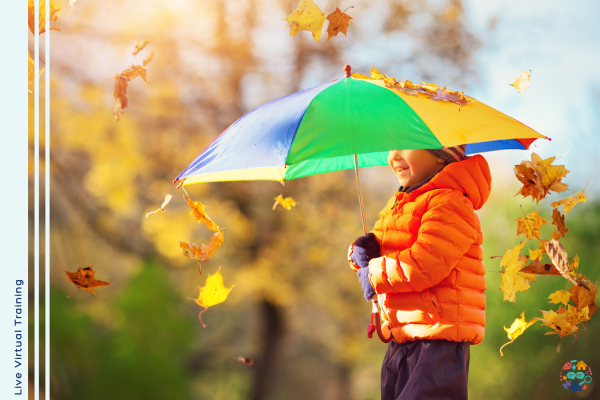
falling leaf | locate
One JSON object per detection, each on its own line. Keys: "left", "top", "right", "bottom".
{"left": 143, "top": 49, "right": 155, "bottom": 67}
{"left": 520, "top": 259, "right": 560, "bottom": 275}
{"left": 186, "top": 196, "right": 220, "bottom": 231}
{"left": 550, "top": 190, "right": 586, "bottom": 216}
{"left": 545, "top": 240, "right": 589, "bottom": 289}
{"left": 548, "top": 290, "right": 571, "bottom": 306}
{"left": 145, "top": 194, "right": 173, "bottom": 219}
{"left": 538, "top": 308, "right": 579, "bottom": 337}
{"left": 188, "top": 267, "right": 235, "bottom": 327}
{"left": 515, "top": 210, "right": 548, "bottom": 241}
{"left": 325, "top": 7, "right": 353, "bottom": 39}
{"left": 112, "top": 75, "right": 129, "bottom": 121}
{"left": 64, "top": 265, "right": 112, "bottom": 298}
{"left": 569, "top": 282, "right": 598, "bottom": 318}
{"left": 133, "top": 40, "right": 152, "bottom": 56}
{"left": 510, "top": 69, "right": 531, "bottom": 93}
{"left": 28, "top": 52, "right": 44, "bottom": 93}
{"left": 235, "top": 357, "right": 254, "bottom": 366}
{"left": 514, "top": 153, "right": 569, "bottom": 203}
{"left": 284, "top": 0, "right": 327, "bottom": 42}
{"left": 499, "top": 311, "right": 539, "bottom": 356}
{"left": 499, "top": 243, "right": 537, "bottom": 302}
{"left": 272, "top": 194, "right": 298, "bottom": 210}
{"left": 28, "top": 0, "right": 61, "bottom": 35}
{"left": 180, "top": 230, "right": 225, "bottom": 273}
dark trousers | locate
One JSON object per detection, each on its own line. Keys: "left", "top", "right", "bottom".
{"left": 381, "top": 339, "right": 471, "bottom": 400}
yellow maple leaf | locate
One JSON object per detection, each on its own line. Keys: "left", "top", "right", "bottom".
{"left": 186, "top": 195, "right": 220, "bottom": 231}
{"left": 325, "top": 7, "right": 353, "bottom": 40}
{"left": 188, "top": 267, "right": 235, "bottom": 327}
{"left": 499, "top": 311, "right": 538, "bottom": 356}
{"left": 515, "top": 210, "right": 548, "bottom": 240}
{"left": 28, "top": 0, "right": 61, "bottom": 35}
{"left": 284, "top": 0, "right": 327, "bottom": 42}
{"left": 499, "top": 243, "right": 537, "bottom": 302}
{"left": 510, "top": 69, "right": 531, "bottom": 93}
{"left": 550, "top": 190, "right": 586, "bottom": 216}
{"left": 548, "top": 290, "right": 571, "bottom": 306}
{"left": 539, "top": 306, "right": 584, "bottom": 337}
{"left": 272, "top": 194, "right": 298, "bottom": 210}
{"left": 514, "top": 153, "right": 569, "bottom": 203}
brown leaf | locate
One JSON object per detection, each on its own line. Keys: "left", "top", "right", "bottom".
{"left": 569, "top": 283, "right": 598, "bottom": 317}
{"left": 180, "top": 230, "right": 225, "bottom": 274}
{"left": 326, "top": 7, "right": 353, "bottom": 39}
{"left": 235, "top": 357, "right": 254, "bottom": 366}
{"left": 64, "top": 265, "right": 112, "bottom": 298}
{"left": 425, "top": 87, "right": 472, "bottom": 109}
{"left": 551, "top": 208, "right": 568, "bottom": 238}
{"left": 133, "top": 40, "right": 152, "bottom": 56}
{"left": 520, "top": 259, "right": 560, "bottom": 275}
{"left": 112, "top": 76, "right": 129, "bottom": 121}
{"left": 545, "top": 240, "right": 589, "bottom": 289}
{"left": 514, "top": 153, "right": 570, "bottom": 203}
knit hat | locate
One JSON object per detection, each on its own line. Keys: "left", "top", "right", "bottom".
{"left": 427, "top": 145, "right": 466, "bottom": 164}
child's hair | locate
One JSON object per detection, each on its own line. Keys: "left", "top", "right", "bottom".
{"left": 426, "top": 145, "right": 466, "bottom": 164}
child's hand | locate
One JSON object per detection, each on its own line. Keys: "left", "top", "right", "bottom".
{"left": 351, "top": 233, "right": 381, "bottom": 269}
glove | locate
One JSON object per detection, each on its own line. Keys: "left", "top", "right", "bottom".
{"left": 351, "top": 232, "right": 381, "bottom": 269}
{"left": 357, "top": 268, "right": 376, "bottom": 301}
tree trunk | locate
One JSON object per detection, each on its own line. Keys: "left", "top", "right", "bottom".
{"left": 250, "top": 299, "right": 284, "bottom": 400}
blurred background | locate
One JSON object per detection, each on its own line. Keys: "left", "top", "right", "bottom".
{"left": 28, "top": 0, "right": 600, "bottom": 398}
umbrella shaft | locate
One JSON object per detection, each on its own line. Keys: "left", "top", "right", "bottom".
{"left": 354, "top": 154, "right": 368, "bottom": 235}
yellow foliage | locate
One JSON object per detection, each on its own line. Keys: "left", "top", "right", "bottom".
{"left": 28, "top": 0, "right": 61, "bottom": 35}
{"left": 186, "top": 196, "right": 220, "bottom": 231}
{"left": 510, "top": 70, "right": 531, "bottom": 93}
{"left": 284, "top": 0, "right": 327, "bottom": 42}
{"left": 272, "top": 194, "right": 298, "bottom": 210}
{"left": 548, "top": 290, "right": 571, "bottom": 306}
{"left": 551, "top": 190, "right": 587, "bottom": 216}
{"left": 188, "top": 267, "right": 235, "bottom": 327}
{"left": 515, "top": 210, "right": 548, "bottom": 240}
{"left": 500, "top": 311, "right": 538, "bottom": 356}
{"left": 499, "top": 243, "right": 537, "bottom": 302}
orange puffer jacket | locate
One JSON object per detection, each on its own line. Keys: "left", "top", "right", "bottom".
{"left": 348, "top": 155, "right": 491, "bottom": 345}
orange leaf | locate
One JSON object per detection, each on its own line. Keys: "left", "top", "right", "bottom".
{"left": 514, "top": 153, "right": 569, "bottom": 203}
{"left": 64, "top": 265, "right": 112, "bottom": 298}
{"left": 143, "top": 49, "right": 155, "bottom": 68}
{"left": 186, "top": 196, "right": 220, "bottom": 231}
{"left": 325, "top": 7, "right": 353, "bottom": 40}
{"left": 112, "top": 76, "right": 129, "bottom": 121}
{"left": 179, "top": 230, "right": 225, "bottom": 273}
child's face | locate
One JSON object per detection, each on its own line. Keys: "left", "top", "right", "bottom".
{"left": 388, "top": 149, "right": 447, "bottom": 187}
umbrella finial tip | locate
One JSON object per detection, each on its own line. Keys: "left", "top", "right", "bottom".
{"left": 344, "top": 65, "right": 351, "bottom": 78}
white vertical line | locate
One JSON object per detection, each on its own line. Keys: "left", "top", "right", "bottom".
{"left": 34, "top": 1, "right": 40, "bottom": 400}
{"left": 45, "top": 0, "right": 50, "bottom": 398}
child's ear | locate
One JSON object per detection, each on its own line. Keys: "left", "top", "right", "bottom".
{"left": 436, "top": 157, "right": 446, "bottom": 164}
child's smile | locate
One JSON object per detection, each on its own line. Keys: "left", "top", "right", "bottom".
{"left": 388, "top": 149, "right": 447, "bottom": 187}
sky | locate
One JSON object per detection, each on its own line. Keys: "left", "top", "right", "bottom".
{"left": 462, "top": 0, "right": 600, "bottom": 193}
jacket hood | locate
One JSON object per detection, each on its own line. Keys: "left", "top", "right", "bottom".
{"left": 407, "top": 154, "right": 492, "bottom": 210}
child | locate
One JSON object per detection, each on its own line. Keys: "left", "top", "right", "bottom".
{"left": 348, "top": 145, "right": 491, "bottom": 400}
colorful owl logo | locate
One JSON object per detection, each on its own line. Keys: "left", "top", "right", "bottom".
{"left": 560, "top": 360, "right": 592, "bottom": 391}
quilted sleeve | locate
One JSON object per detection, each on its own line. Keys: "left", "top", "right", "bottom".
{"left": 368, "top": 191, "right": 480, "bottom": 293}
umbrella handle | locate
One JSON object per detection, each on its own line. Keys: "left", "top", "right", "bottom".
{"left": 354, "top": 154, "right": 393, "bottom": 343}
{"left": 353, "top": 154, "right": 368, "bottom": 236}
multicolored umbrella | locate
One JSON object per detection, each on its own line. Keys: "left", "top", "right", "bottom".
{"left": 174, "top": 66, "right": 546, "bottom": 186}
{"left": 174, "top": 65, "right": 547, "bottom": 343}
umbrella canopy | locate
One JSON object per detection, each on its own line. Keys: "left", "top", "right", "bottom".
{"left": 174, "top": 67, "right": 546, "bottom": 186}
